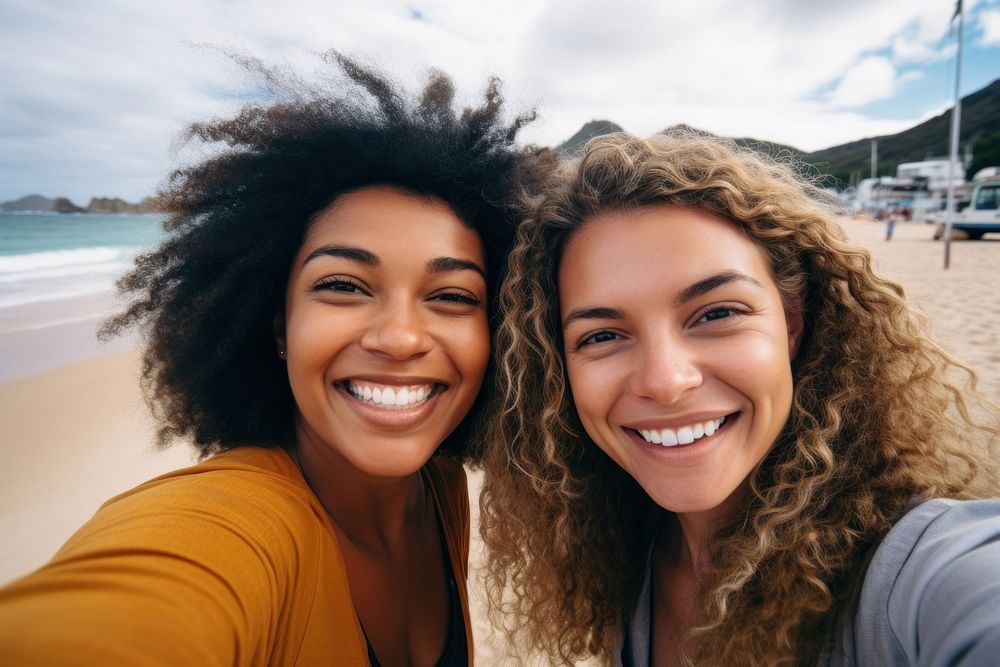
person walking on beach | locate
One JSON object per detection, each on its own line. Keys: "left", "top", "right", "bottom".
{"left": 885, "top": 205, "right": 899, "bottom": 240}
{"left": 479, "top": 132, "right": 1000, "bottom": 666}
{"left": 0, "top": 53, "right": 538, "bottom": 666}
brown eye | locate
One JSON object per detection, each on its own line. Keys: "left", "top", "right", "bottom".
{"left": 433, "top": 291, "right": 481, "bottom": 306}
{"left": 702, "top": 308, "right": 735, "bottom": 322}
{"left": 694, "top": 302, "right": 747, "bottom": 325}
{"left": 313, "top": 277, "right": 368, "bottom": 294}
{"left": 580, "top": 330, "right": 620, "bottom": 347}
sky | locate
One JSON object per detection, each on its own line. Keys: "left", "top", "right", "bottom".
{"left": 1, "top": 0, "right": 999, "bottom": 204}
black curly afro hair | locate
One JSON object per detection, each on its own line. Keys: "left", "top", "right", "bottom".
{"left": 102, "top": 51, "right": 542, "bottom": 459}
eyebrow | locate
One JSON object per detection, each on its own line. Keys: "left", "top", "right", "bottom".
{"left": 562, "top": 306, "right": 626, "bottom": 329}
{"left": 303, "top": 244, "right": 378, "bottom": 267}
{"left": 301, "top": 245, "right": 485, "bottom": 280}
{"left": 675, "top": 270, "right": 764, "bottom": 305}
{"left": 561, "top": 270, "right": 764, "bottom": 329}
{"left": 427, "top": 256, "right": 487, "bottom": 280}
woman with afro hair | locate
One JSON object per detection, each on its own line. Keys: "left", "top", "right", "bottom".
{"left": 0, "top": 53, "right": 539, "bottom": 666}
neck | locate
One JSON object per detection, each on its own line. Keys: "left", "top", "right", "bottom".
{"left": 290, "top": 424, "right": 428, "bottom": 554}
{"left": 664, "top": 478, "right": 753, "bottom": 575}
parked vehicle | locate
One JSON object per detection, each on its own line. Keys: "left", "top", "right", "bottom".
{"left": 932, "top": 176, "right": 1000, "bottom": 240}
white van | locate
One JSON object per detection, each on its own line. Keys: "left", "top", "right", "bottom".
{"left": 954, "top": 177, "right": 1000, "bottom": 240}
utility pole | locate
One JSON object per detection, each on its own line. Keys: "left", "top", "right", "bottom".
{"left": 944, "top": 0, "right": 964, "bottom": 269}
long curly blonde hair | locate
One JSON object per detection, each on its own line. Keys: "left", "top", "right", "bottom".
{"left": 478, "top": 132, "right": 1000, "bottom": 665}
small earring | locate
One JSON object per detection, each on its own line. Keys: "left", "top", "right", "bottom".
{"left": 278, "top": 348, "right": 287, "bottom": 360}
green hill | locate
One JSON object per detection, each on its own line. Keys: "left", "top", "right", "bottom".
{"left": 801, "top": 78, "right": 1000, "bottom": 186}
{"left": 552, "top": 78, "right": 1000, "bottom": 188}
{"left": 660, "top": 124, "right": 803, "bottom": 162}
{"left": 556, "top": 119, "right": 624, "bottom": 155}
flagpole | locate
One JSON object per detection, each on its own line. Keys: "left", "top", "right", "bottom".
{"left": 944, "top": 0, "right": 964, "bottom": 269}
{"left": 871, "top": 139, "right": 877, "bottom": 180}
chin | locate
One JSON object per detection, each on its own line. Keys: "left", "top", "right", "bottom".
{"left": 643, "top": 480, "right": 748, "bottom": 517}
{"left": 353, "top": 444, "right": 441, "bottom": 479}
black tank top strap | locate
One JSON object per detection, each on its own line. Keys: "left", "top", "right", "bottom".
{"left": 360, "top": 529, "right": 467, "bottom": 666}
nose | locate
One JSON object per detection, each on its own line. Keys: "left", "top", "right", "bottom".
{"left": 360, "top": 298, "right": 434, "bottom": 360}
{"left": 631, "top": 334, "right": 703, "bottom": 405}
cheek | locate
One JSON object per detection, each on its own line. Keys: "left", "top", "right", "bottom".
{"left": 286, "top": 306, "right": 349, "bottom": 367}
{"left": 450, "top": 315, "right": 491, "bottom": 381}
{"left": 288, "top": 312, "right": 334, "bottom": 350}
{"left": 566, "top": 361, "right": 619, "bottom": 433}
{"left": 732, "top": 335, "right": 795, "bottom": 414}
{"left": 567, "top": 375, "right": 627, "bottom": 468}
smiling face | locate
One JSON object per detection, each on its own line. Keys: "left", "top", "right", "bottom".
{"left": 558, "top": 205, "right": 803, "bottom": 520}
{"left": 283, "top": 185, "right": 489, "bottom": 479}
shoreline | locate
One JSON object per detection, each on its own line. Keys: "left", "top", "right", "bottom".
{"left": 0, "top": 291, "right": 135, "bottom": 384}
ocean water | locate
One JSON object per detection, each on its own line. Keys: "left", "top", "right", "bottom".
{"left": 0, "top": 213, "right": 166, "bottom": 312}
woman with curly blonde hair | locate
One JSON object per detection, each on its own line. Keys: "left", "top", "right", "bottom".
{"left": 479, "top": 131, "right": 1000, "bottom": 666}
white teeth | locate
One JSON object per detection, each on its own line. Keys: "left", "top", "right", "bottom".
{"left": 635, "top": 416, "right": 727, "bottom": 447}
{"left": 345, "top": 381, "right": 435, "bottom": 410}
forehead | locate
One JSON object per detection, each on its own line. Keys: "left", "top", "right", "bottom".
{"left": 558, "top": 204, "right": 775, "bottom": 305}
{"left": 298, "top": 185, "right": 484, "bottom": 261}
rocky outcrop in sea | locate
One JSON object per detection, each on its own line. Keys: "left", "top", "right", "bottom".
{"left": 1, "top": 194, "right": 158, "bottom": 214}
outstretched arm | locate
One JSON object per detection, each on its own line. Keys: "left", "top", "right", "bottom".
{"left": 853, "top": 499, "right": 1000, "bottom": 667}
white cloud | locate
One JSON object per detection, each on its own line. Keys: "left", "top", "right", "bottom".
{"left": 899, "top": 70, "right": 926, "bottom": 84}
{"left": 826, "top": 57, "right": 900, "bottom": 108}
{"left": 980, "top": 9, "right": 1000, "bottom": 44}
{"left": 0, "top": 0, "right": 995, "bottom": 200}
{"left": 916, "top": 100, "right": 955, "bottom": 124}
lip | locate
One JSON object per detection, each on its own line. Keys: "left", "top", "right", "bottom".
{"left": 335, "top": 382, "right": 447, "bottom": 431}
{"left": 335, "top": 374, "right": 446, "bottom": 387}
{"left": 623, "top": 411, "right": 736, "bottom": 431}
{"left": 623, "top": 412, "right": 740, "bottom": 463}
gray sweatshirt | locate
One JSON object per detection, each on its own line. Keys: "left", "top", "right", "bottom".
{"left": 617, "top": 499, "right": 1000, "bottom": 667}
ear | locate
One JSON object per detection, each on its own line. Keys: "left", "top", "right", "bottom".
{"left": 784, "top": 303, "right": 805, "bottom": 360}
{"left": 273, "top": 311, "right": 287, "bottom": 360}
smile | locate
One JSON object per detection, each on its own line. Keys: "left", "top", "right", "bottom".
{"left": 343, "top": 380, "right": 440, "bottom": 410}
{"left": 635, "top": 415, "right": 727, "bottom": 447}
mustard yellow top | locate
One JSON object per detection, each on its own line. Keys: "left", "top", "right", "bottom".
{"left": 0, "top": 447, "right": 472, "bottom": 666}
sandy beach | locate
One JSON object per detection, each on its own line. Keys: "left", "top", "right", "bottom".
{"left": 0, "top": 217, "right": 997, "bottom": 661}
